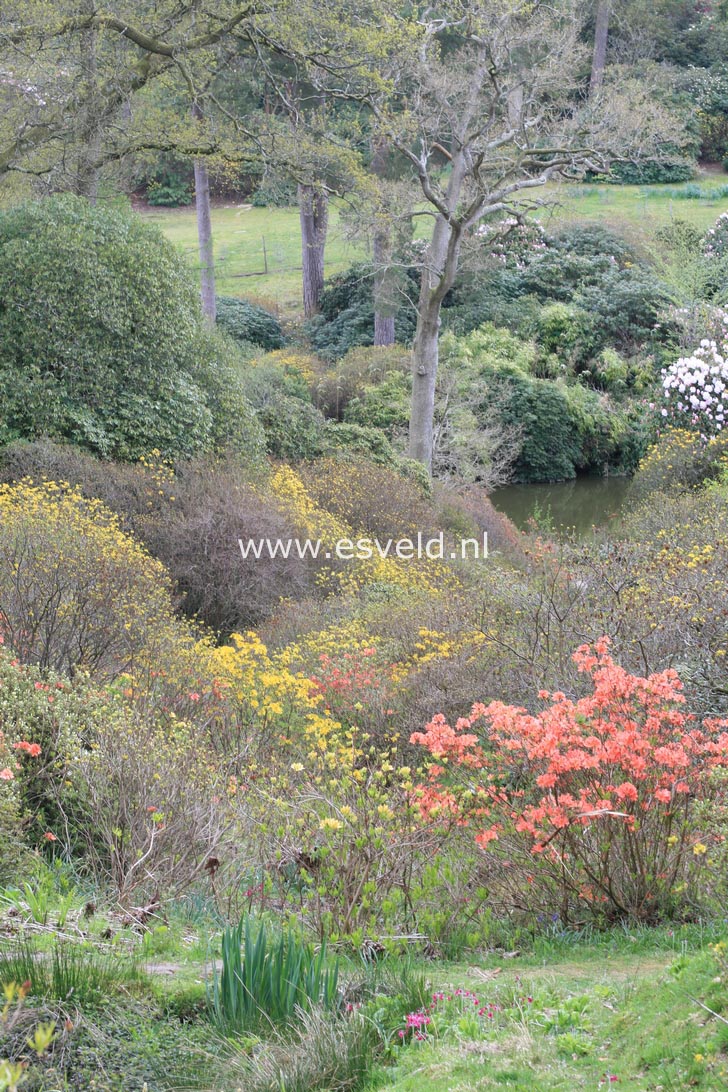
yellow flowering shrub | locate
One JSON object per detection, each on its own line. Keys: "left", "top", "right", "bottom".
{"left": 0, "top": 479, "right": 195, "bottom": 678}
{"left": 270, "top": 465, "right": 454, "bottom": 597}
{"left": 632, "top": 428, "right": 728, "bottom": 498}
{"left": 254, "top": 350, "right": 319, "bottom": 385}
{"left": 199, "top": 628, "right": 459, "bottom": 941}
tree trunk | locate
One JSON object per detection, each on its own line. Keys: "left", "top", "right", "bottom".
{"left": 192, "top": 103, "right": 216, "bottom": 324}
{"left": 371, "top": 138, "right": 396, "bottom": 345}
{"left": 408, "top": 155, "right": 466, "bottom": 472}
{"left": 298, "top": 182, "right": 328, "bottom": 318}
{"left": 409, "top": 292, "right": 441, "bottom": 468}
{"left": 75, "top": 0, "right": 101, "bottom": 200}
{"left": 590, "top": 0, "right": 611, "bottom": 95}
{"left": 373, "top": 226, "right": 396, "bottom": 346}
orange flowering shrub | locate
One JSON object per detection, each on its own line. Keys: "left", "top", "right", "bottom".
{"left": 0, "top": 636, "right": 42, "bottom": 787}
{"left": 411, "top": 638, "right": 728, "bottom": 922}
{"left": 0, "top": 640, "right": 42, "bottom": 874}
{"left": 0, "top": 732, "right": 40, "bottom": 785}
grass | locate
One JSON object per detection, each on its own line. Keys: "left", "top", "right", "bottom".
{"left": 143, "top": 200, "right": 365, "bottom": 319}
{"left": 537, "top": 172, "right": 728, "bottom": 236}
{"left": 1, "top": 909, "right": 725, "bottom": 1090}
{"left": 371, "top": 934, "right": 728, "bottom": 1092}
{"left": 0, "top": 939, "right": 145, "bottom": 1007}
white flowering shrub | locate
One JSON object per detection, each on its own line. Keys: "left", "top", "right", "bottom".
{"left": 661, "top": 339, "right": 728, "bottom": 434}
{"left": 475, "top": 217, "right": 547, "bottom": 269}
{"left": 703, "top": 211, "right": 728, "bottom": 260}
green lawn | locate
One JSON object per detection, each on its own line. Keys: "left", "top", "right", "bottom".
{"left": 143, "top": 200, "right": 366, "bottom": 319}
{"left": 147, "top": 171, "right": 728, "bottom": 322}
{"left": 540, "top": 173, "right": 728, "bottom": 237}
{"left": 375, "top": 929, "right": 728, "bottom": 1092}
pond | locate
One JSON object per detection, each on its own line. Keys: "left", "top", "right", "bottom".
{"left": 491, "top": 475, "right": 633, "bottom": 537}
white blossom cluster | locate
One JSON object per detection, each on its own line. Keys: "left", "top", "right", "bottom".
{"left": 661, "top": 339, "right": 728, "bottom": 432}
{"left": 704, "top": 211, "right": 728, "bottom": 259}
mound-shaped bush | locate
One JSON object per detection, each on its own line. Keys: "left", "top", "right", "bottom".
{"left": 307, "top": 263, "right": 419, "bottom": 360}
{"left": 215, "top": 295, "right": 285, "bottom": 350}
{"left": 0, "top": 195, "right": 263, "bottom": 462}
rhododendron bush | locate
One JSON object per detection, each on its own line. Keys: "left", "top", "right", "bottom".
{"left": 661, "top": 339, "right": 728, "bottom": 435}
{"left": 411, "top": 639, "right": 728, "bottom": 922}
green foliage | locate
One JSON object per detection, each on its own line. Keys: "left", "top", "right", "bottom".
{"left": 245, "top": 377, "right": 328, "bottom": 461}
{"left": 575, "top": 268, "right": 668, "bottom": 351}
{"left": 438, "top": 324, "right": 647, "bottom": 482}
{"left": 519, "top": 224, "right": 635, "bottom": 302}
{"left": 0, "top": 940, "right": 141, "bottom": 1007}
{"left": 586, "top": 347, "right": 632, "bottom": 393}
{"left": 535, "top": 302, "right": 597, "bottom": 371}
{"left": 323, "top": 421, "right": 400, "bottom": 467}
{"left": 600, "top": 158, "right": 695, "bottom": 184}
{"left": 443, "top": 273, "right": 541, "bottom": 338}
{"left": 0, "top": 195, "right": 262, "bottom": 462}
{"left": 141, "top": 154, "right": 194, "bottom": 207}
{"left": 178, "top": 329, "right": 265, "bottom": 464}
{"left": 314, "top": 344, "right": 411, "bottom": 421}
{"left": 443, "top": 323, "right": 537, "bottom": 374}
{"left": 250, "top": 175, "right": 298, "bottom": 207}
{"left": 343, "top": 372, "right": 410, "bottom": 435}
{"left": 444, "top": 223, "right": 665, "bottom": 374}
{"left": 211, "top": 917, "right": 340, "bottom": 1031}
{"left": 689, "top": 65, "right": 728, "bottom": 161}
{"left": 308, "top": 264, "right": 418, "bottom": 360}
{"left": 215, "top": 295, "right": 285, "bottom": 350}
{"left": 215, "top": 1007, "right": 379, "bottom": 1092}
{"left": 497, "top": 375, "right": 582, "bottom": 482}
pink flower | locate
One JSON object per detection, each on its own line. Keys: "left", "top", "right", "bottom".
{"left": 14, "top": 741, "right": 41, "bottom": 757}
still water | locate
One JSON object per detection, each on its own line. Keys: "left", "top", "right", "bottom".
{"left": 491, "top": 476, "right": 633, "bottom": 536}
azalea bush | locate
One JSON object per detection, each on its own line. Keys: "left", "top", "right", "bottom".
{"left": 200, "top": 633, "right": 459, "bottom": 942}
{"left": 411, "top": 639, "right": 728, "bottom": 923}
{"left": 631, "top": 427, "right": 728, "bottom": 498}
{"left": 76, "top": 703, "right": 231, "bottom": 902}
{"left": 703, "top": 211, "right": 728, "bottom": 261}
{"left": 0, "top": 663, "right": 42, "bottom": 877}
{"left": 0, "top": 478, "right": 195, "bottom": 677}
{"left": 0, "top": 641, "right": 91, "bottom": 857}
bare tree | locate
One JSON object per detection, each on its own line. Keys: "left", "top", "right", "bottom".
{"left": 361, "top": 0, "right": 675, "bottom": 471}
